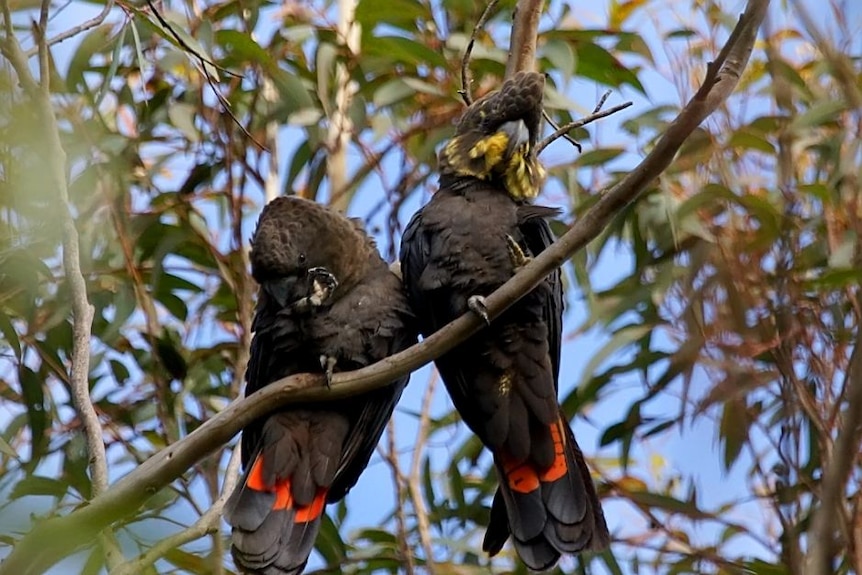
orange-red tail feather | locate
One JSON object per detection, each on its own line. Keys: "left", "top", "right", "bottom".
{"left": 225, "top": 453, "right": 330, "bottom": 574}
{"left": 484, "top": 416, "right": 609, "bottom": 570}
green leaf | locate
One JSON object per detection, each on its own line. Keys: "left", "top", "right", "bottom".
{"left": 720, "top": 397, "right": 749, "bottom": 471}
{"left": 168, "top": 103, "right": 200, "bottom": 143}
{"left": 401, "top": 77, "right": 446, "bottom": 97}
{"left": 130, "top": 19, "right": 148, "bottom": 76}
{"left": 356, "top": 0, "right": 429, "bottom": 31}
{"left": 216, "top": 29, "right": 272, "bottom": 68}
{"left": 374, "top": 78, "right": 416, "bottom": 108}
{"left": 11, "top": 475, "right": 67, "bottom": 499}
{"left": 164, "top": 548, "right": 209, "bottom": 572}
{"left": 579, "top": 324, "right": 653, "bottom": 391}
{"left": 271, "top": 70, "right": 316, "bottom": 120}
{"left": 67, "top": 24, "right": 115, "bottom": 91}
{"left": 789, "top": 99, "right": 846, "bottom": 132}
{"left": 315, "top": 513, "right": 347, "bottom": 567}
{"left": 543, "top": 39, "right": 576, "bottom": 79}
{"left": 574, "top": 41, "right": 645, "bottom": 93}
{"left": 729, "top": 129, "right": 775, "bottom": 154}
{"left": 742, "top": 560, "right": 790, "bottom": 575}
{"left": 576, "top": 147, "right": 626, "bottom": 167}
{"left": 95, "top": 23, "right": 128, "bottom": 108}
{"left": 626, "top": 490, "right": 709, "bottom": 518}
{"left": 600, "top": 401, "right": 643, "bottom": 469}
{"left": 19, "top": 366, "right": 47, "bottom": 465}
{"left": 0, "top": 310, "right": 21, "bottom": 360}
{"left": 0, "top": 435, "right": 19, "bottom": 460}
{"left": 365, "top": 36, "right": 447, "bottom": 69}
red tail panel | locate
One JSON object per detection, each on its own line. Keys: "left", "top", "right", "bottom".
{"left": 245, "top": 456, "right": 326, "bottom": 519}
{"left": 539, "top": 421, "right": 568, "bottom": 483}
{"left": 502, "top": 456, "right": 541, "bottom": 493}
{"left": 294, "top": 488, "right": 327, "bottom": 522}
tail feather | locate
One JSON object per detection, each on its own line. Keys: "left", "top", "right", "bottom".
{"left": 483, "top": 416, "right": 609, "bottom": 571}
{"left": 497, "top": 457, "right": 546, "bottom": 542}
{"left": 512, "top": 536, "right": 560, "bottom": 572}
{"left": 482, "top": 489, "right": 509, "bottom": 556}
{"left": 225, "top": 454, "right": 329, "bottom": 574}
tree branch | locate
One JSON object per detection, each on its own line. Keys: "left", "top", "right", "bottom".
{"left": 536, "top": 100, "right": 633, "bottom": 155}
{"left": 0, "top": 1, "right": 769, "bottom": 572}
{"left": 24, "top": 0, "right": 114, "bottom": 58}
{"left": 110, "top": 446, "right": 242, "bottom": 575}
{"left": 326, "top": 0, "right": 360, "bottom": 211}
{"left": 1, "top": 2, "right": 122, "bottom": 567}
{"left": 409, "top": 372, "right": 438, "bottom": 569}
{"left": 505, "top": 0, "right": 544, "bottom": 78}
{"left": 383, "top": 419, "right": 415, "bottom": 574}
{"left": 806, "top": 304, "right": 862, "bottom": 574}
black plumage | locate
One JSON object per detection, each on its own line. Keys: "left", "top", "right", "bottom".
{"left": 225, "top": 196, "right": 415, "bottom": 574}
{"left": 400, "top": 72, "right": 609, "bottom": 570}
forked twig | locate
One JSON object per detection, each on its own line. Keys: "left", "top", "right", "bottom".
{"left": 537, "top": 101, "right": 633, "bottom": 155}
{"left": 458, "top": 0, "right": 499, "bottom": 106}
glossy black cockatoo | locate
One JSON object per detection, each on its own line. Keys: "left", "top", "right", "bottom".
{"left": 399, "top": 72, "right": 609, "bottom": 570}
{"left": 225, "top": 196, "right": 416, "bottom": 574}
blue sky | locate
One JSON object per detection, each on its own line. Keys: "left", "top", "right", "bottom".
{"left": 2, "top": 0, "right": 853, "bottom": 573}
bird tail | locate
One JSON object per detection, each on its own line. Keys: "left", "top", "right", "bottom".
{"left": 225, "top": 452, "right": 328, "bottom": 574}
{"left": 483, "top": 415, "right": 609, "bottom": 571}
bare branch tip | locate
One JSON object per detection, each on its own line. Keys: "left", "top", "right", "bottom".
{"left": 460, "top": 1, "right": 498, "bottom": 106}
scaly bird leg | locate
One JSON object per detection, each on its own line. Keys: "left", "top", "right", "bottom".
{"left": 505, "top": 234, "right": 532, "bottom": 271}
{"left": 291, "top": 267, "right": 339, "bottom": 312}
{"left": 319, "top": 354, "right": 337, "bottom": 388}
{"left": 467, "top": 238, "right": 530, "bottom": 326}
{"left": 468, "top": 295, "right": 491, "bottom": 326}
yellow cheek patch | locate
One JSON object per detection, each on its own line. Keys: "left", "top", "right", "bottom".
{"left": 504, "top": 148, "right": 545, "bottom": 200}
{"left": 469, "top": 132, "right": 510, "bottom": 173}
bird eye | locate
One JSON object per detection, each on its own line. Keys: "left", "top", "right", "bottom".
{"left": 298, "top": 253, "right": 307, "bottom": 265}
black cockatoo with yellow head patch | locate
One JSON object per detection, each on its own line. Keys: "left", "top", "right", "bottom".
{"left": 400, "top": 72, "right": 609, "bottom": 571}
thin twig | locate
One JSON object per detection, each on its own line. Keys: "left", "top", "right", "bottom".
{"left": 458, "top": 0, "right": 498, "bottom": 106}
{"left": 592, "top": 89, "right": 612, "bottom": 113}
{"left": 141, "top": 0, "right": 265, "bottom": 150}
{"left": 408, "top": 372, "right": 438, "bottom": 570}
{"left": 111, "top": 446, "right": 243, "bottom": 575}
{"left": 24, "top": 0, "right": 114, "bottom": 58}
{"left": 384, "top": 420, "right": 415, "bottom": 574}
{"left": 541, "top": 108, "right": 581, "bottom": 153}
{"left": 1, "top": 0, "right": 13, "bottom": 42}
{"left": 0, "top": 2, "right": 770, "bottom": 572}
{"left": 37, "top": 0, "right": 48, "bottom": 94}
{"left": 536, "top": 101, "right": 633, "bottom": 155}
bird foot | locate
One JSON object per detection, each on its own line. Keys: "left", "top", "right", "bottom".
{"left": 505, "top": 235, "right": 532, "bottom": 271}
{"left": 291, "top": 267, "right": 339, "bottom": 312}
{"left": 319, "top": 354, "right": 337, "bottom": 388}
{"left": 468, "top": 295, "right": 491, "bottom": 326}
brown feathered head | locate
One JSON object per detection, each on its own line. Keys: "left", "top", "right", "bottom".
{"left": 250, "top": 196, "right": 379, "bottom": 308}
